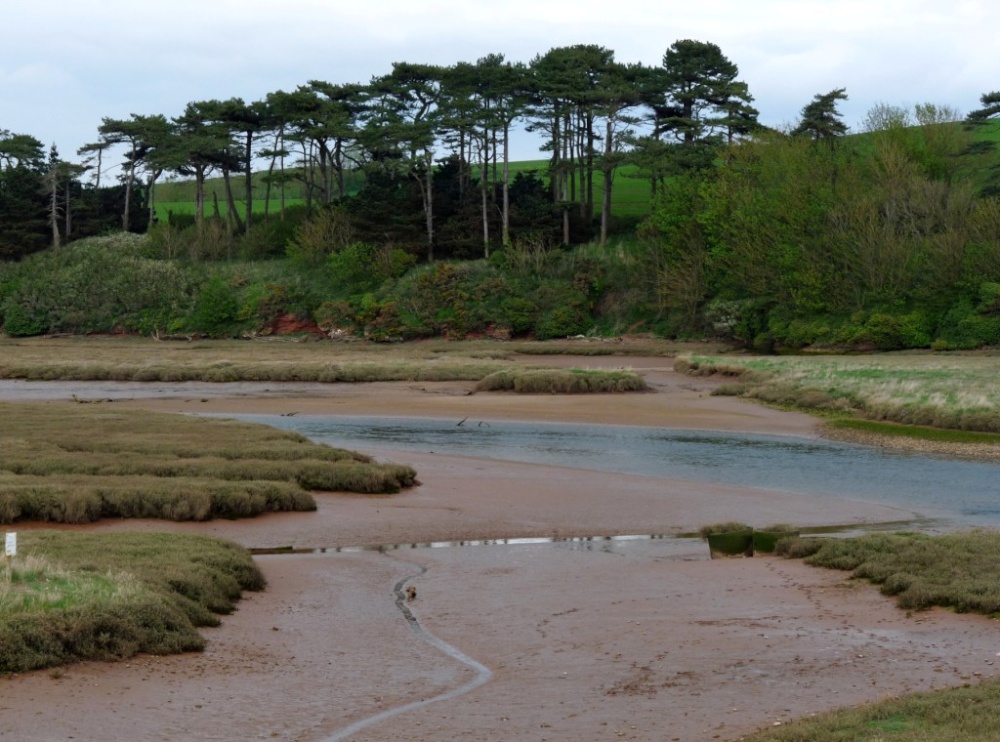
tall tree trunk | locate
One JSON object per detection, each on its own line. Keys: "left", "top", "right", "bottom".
{"left": 458, "top": 129, "right": 466, "bottom": 200}
{"left": 334, "top": 139, "right": 346, "bottom": 199}
{"left": 481, "top": 179, "right": 490, "bottom": 258}
{"left": 195, "top": 168, "right": 206, "bottom": 226}
{"left": 425, "top": 159, "right": 434, "bottom": 262}
{"left": 413, "top": 154, "right": 435, "bottom": 262}
{"left": 64, "top": 180, "right": 72, "bottom": 239}
{"left": 280, "top": 139, "right": 287, "bottom": 220}
{"left": 585, "top": 111, "right": 595, "bottom": 219}
{"left": 263, "top": 154, "right": 275, "bottom": 222}
{"left": 301, "top": 141, "right": 315, "bottom": 217}
{"left": 94, "top": 148, "right": 103, "bottom": 190}
{"left": 122, "top": 141, "right": 137, "bottom": 232}
{"left": 600, "top": 119, "right": 614, "bottom": 247}
{"left": 549, "top": 116, "right": 561, "bottom": 202}
{"left": 243, "top": 131, "right": 253, "bottom": 234}
{"left": 502, "top": 121, "right": 511, "bottom": 246}
{"left": 566, "top": 111, "right": 576, "bottom": 206}
{"left": 147, "top": 169, "right": 160, "bottom": 230}
{"left": 49, "top": 169, "right": 60, "bottom": 249}
{"left": 222, "top": 168, "right": 244, "bottom": 233}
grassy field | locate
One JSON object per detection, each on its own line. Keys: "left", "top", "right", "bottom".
{"left": 0, "top": 531, "right": 263, "bottom": 672}
{"left": 679, "top": 352, "right": 1000, "bottom": 435}
{"left": 0, "top": 400, "right": 418, "bottom": 526}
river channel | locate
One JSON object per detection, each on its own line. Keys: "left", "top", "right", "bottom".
{"left": 230, "top": 413, "right": 1000, "bottom": 529}
{"left": 3, "top": 378, "right": 998, "bottom": 529}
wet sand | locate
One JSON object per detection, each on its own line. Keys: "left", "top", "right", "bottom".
{"left": 3, "top": 359, "right": 999, "bottom": 741}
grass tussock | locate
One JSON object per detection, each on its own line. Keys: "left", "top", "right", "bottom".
{"left": 0, "top": 531, "right": 262, "bottom": 673}
{"left": 679, "top": 353, "right": 1000, "bottom": 434}
{"left": 0, "top": 402, "right": 417, "bottom": 524}
{"left": 474, "top": 368, "right": 648, "bottom": 394}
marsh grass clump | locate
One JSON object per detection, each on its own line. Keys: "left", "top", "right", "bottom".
{"left": 0, "top": 402, "right": 417, "bottom": 524}
{"left": 474, "top": 368, "right": 648, "bottom": 393}
{"left": 740, "top": 677, "right": 1000, "bottom": 741}
{"left": 773, "top": 536, "right": 826, "bottom": 559}
{"left": 789, "top": 530, "right": 1000, "bottom": 614}
{"left": 698, "top": 521, "right": 752, "bottom": 539}
{"left": 745, "top": 530, "right": 1000, "bottom": 739}
{"left": 0, "top": 531, "right": 262, "bottom": 673}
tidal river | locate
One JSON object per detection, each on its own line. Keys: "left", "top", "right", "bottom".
{"left": 233, "top": 413, "right": 1000, "bottom": 529}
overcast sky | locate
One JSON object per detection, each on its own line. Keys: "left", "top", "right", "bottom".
{"left": 3, "top": 0, "right": 996, "bottom": 169}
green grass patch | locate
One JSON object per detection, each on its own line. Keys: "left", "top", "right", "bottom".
{"left": 0, "top": 531, "right": 263, "bottom": 673}
{"left": 783, "top": 530, "right": 1000, "bottom": 615}
{"left": 0, "top": 402, "right": 417, "bottom": 524}
{"left": 679, "top": 353, "right": 1000, "bottom": 434}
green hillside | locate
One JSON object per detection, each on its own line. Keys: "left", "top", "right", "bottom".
{"left": 153, "top": 120, "right": 1000, "bottom": 224}
{"left": 154, "top": 158, "right": 656, "bottom": 222}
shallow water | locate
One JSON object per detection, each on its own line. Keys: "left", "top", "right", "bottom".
{"left": 232, "top": 414, "right": 1000, "bottom": 528}
{"left": 2, "top": 376, "right": 996, "bottom": 528}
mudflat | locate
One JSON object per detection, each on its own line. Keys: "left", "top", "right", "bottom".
{"left": 3, "top": 358, "right": 998, "bottom": 742}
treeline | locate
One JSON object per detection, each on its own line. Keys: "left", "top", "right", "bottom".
{"left": 0, "top": 137, "right": 144, "bottom": 258}
{"left": 638, "top": 100, "right": 1000, "bottom": 350}
{"left": 3, "top": 42, "right": 1000, "bottom": 350}
{"left": 2, "top": 40, "right": 761, "bottom": 260}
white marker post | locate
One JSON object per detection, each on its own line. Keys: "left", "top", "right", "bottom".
{"left": 5, "top": 532, "right": 16, "bottom": 558}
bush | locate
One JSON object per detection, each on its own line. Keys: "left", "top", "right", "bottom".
{"left": 935, "top": 294, "right": 1000, "bottom": 349}
{"left": 0, "top": 234, "right": 197, "bottom": 336}
{"left": 535, "top": 303, "right": 591, "bottom": 340}
{"left": 854, "top": 311, "right": 932, "bottom": 350}
{"left": 285, "top": 206, "right": 354, "bottom": 267}
{"left": 327, "top": 242, "right": 416, "bottom": 294}
{"left": 186, "top": 275, "right": 242, "bottom": 337}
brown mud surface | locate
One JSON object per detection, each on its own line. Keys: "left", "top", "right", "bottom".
{"left": 4, "top": 359, "right": 999, "bottom": 741}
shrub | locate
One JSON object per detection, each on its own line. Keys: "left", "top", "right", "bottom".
{"left": 535, "top": 304, "right": 591, "bottom": 340}
{"left": 935, "top": 295, "right": 1000, "bottom": 349}
{"left": 327, "top": 242, "right": 416, "bottom": 294}
{"left": 0, "top": 235, "right": 197, "bottom": 336}
{"left": 285, "top": 206, "right": 354, "bottom": 267}
{"left": 854, "top": 311, "right": 932, "bottom": 350}
{"left": 186, "top": 275, "right": 242, "bottom": 337}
